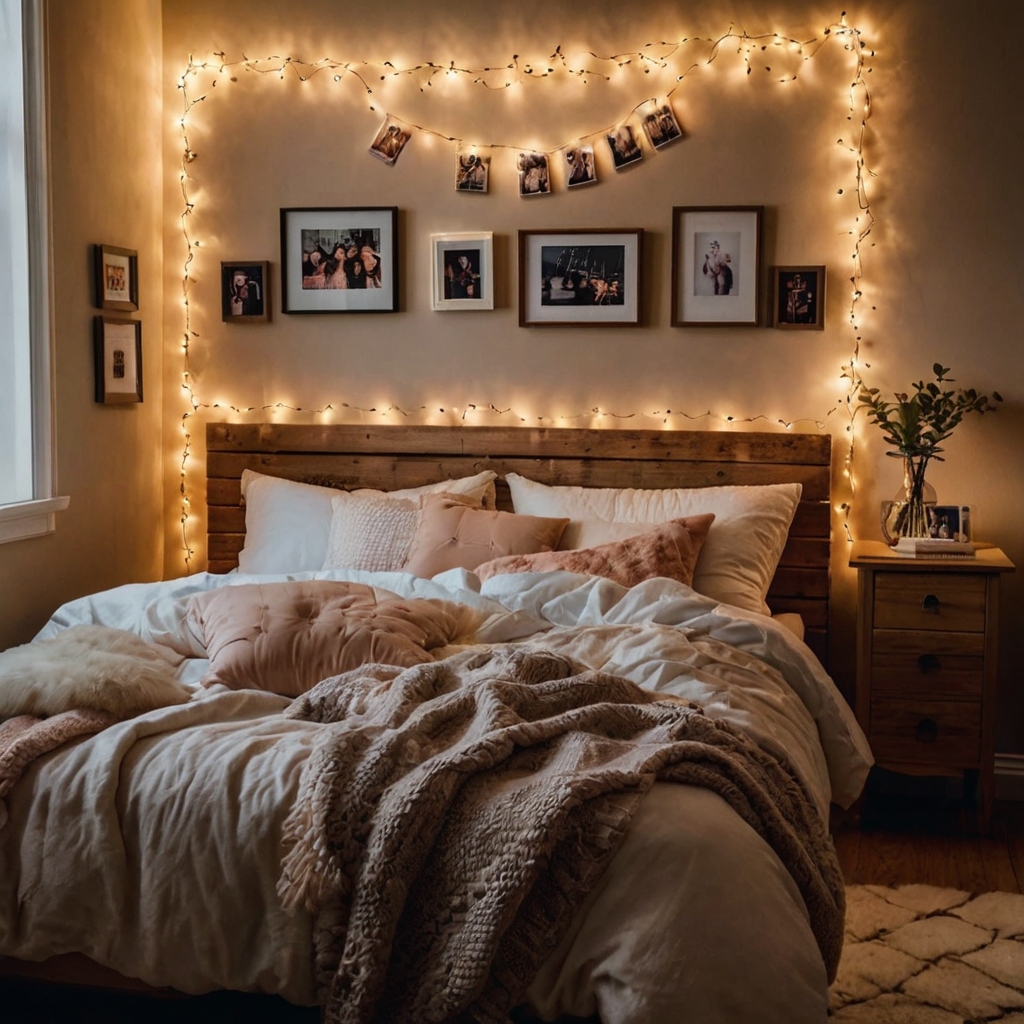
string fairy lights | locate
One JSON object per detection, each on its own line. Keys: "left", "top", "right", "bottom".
{"left": 175, "top": 11, "right": 876, "bottom": 570}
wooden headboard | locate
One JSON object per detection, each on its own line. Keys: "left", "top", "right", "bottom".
{"left": 206, "top": 423, "right": 832, "bottom": 664}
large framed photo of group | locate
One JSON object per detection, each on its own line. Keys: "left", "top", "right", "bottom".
{"left": 431, "top": 232, "right": 494, "bottom": 311}
{"left": 671, "top": 206, "right": 763, "bottom": 327}
{"left": 518, "top": 228, "right": 643, "bottom": 327}
{"left": 280, "top": 207, "right": 398, "bottom": 314}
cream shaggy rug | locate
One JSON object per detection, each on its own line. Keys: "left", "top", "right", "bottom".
{"left": 830, "top": 884, "right": 1024, "bottom": 1022}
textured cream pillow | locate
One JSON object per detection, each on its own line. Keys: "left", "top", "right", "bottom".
{"left": 475, "top": 515, "right": 715, "bottom": 589}
{"left": 321, "top": 492, "right": 422, "bottom": 572}
{"left": 506, "top": 474, "right": 802, "bottom": 616}
{"left": 237, "top": 469, "right": 497, "bottom": 574}
{"left": 402, "top": 497, "right": 569, "bottom": 578}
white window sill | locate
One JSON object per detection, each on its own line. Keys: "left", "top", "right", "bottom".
{"left": 0, "top": 495, "right": 70, "bottom": 543}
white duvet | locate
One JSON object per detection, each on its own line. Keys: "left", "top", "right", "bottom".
{"left": 0, "top": 568, "right": 872, "bottom": 1023}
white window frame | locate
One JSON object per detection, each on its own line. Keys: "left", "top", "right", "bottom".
{"left": 0, "top": 0, "right": 68, "bottom": 544}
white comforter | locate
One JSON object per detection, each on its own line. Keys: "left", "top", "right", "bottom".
{"left": 0, "top": 568, "right": 871, "bottom": 1023}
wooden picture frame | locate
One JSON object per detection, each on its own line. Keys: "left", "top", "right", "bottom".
{"left": 518, "top": 228, "right": 643, "bottom": 327}
{"left": 671, "top": 206, "right": 763, "bottom": 327}
{"left": 94, "top": 316, "right": 142, "bottom": 404}
{"left": 280, "top": 207, "right": 399, "bottom": 314}
{"left": 92, "top": 244, "right": 138, "bottom": 312}
{"left": 771, "top": 265, "right": 825, "bottom": 330}
{"left": 430, "top": 232, "right": 494, "bottom": 311}
{"left": 221, "top": 261, "right": 270, "bottom": 322}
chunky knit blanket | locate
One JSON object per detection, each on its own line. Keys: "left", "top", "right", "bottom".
{"left": 278, "top": 646, "right": 845, "bottom": 1024}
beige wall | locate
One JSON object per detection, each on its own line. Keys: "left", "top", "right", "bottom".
{"left": 0, "top": 0, "right": 164, "bottom": 651}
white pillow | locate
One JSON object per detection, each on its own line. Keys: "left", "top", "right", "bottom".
{"left": 237, "top": 469, "right": 497, "bottom": 574}
{"left": 321, "top": 492, "right": 421, "bottom": 572}
{"left": 505, "top": 473, "right": 802, "bottom": 616}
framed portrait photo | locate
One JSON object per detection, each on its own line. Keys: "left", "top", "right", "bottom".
{"left": 93, "top": 244, "right": 138, "bottom": 312}
{"left": 221, "top": 261, "right": 270, "bottom": 322}
{"left": 671, "top": 206, "right": 763, "bottom": 327}
{"left": 93, "top": 316, "right": 142, "bottom": 404}
{"left": 771, "top": 265, "right": 825, "bottom": 330}
{"left": 280, "top": 207, "right": 398, "bottom": 314}
{"left": 431, "top": 232, "right": 494, "bottom": 311}
{"left": 518, "top": 228, "right": 643, "bottom": 327}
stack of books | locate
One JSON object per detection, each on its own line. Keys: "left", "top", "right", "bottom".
{"left": 892, "top": 537, "right": 976, "bottom": 559}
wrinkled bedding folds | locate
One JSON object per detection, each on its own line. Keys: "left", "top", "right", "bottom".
{"left": 0, "top": 567, "right": 872, "bottom": 1023}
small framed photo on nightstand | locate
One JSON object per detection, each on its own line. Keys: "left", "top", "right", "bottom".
{"left": 927, "top": 504, "right": 972, "bottom": 543}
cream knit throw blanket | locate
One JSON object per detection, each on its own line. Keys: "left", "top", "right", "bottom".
{"left": 278, "top": 646, "right": 844, "bottom": 1024}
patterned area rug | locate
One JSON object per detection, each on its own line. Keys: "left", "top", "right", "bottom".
{"left": 830, "top": 884, "right": 1024, "bottom": 1022}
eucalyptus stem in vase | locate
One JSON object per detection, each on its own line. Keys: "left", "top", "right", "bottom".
{"left": 857, "top": 364, "right": 1001, "bottom": 544}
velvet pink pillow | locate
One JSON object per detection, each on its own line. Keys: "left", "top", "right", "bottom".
{"left": 402, "top": 497, "right": 569, "bottom": 578}
{"left": 474, "top": 514, "right": 715, "bottom": 589}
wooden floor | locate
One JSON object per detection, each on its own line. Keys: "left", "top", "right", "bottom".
{"left": 834, "top": 794, "right": 1024, "bottom": 893}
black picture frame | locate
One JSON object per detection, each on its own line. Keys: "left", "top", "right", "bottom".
{"left": 280, "top": 207, "right": 399, "bottom": 314}
{"left": 92, "top": 243, "right": 139, "bottom": 312}
{"left": 94, "top": 316, "right": 142, "bottom": 404}
{"left": 221, "top": 261, "right": 270, "bottom": 322}
{"left": 771, "top": 265, "right": 826, "bottom": 330}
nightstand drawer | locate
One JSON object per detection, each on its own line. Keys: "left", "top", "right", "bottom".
{"left": 870, "top": 629, "right": 985, "bottom": 698}
{"left": 869, "top": 697, "right": 981, "bottom": 767}
{"left": 873, "top": 573, "right": 986, "bottom": 632}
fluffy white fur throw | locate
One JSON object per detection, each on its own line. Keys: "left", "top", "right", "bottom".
{"left": 0, "top": 625, "right": 191, "bottom": 720}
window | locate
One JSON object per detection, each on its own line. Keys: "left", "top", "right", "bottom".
{"left": 0, "top": 0, "right": 67, "bottom": 543}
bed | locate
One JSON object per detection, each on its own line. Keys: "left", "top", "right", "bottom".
{"left": 0, "top": 423, "right": 872, "bottom": 1023}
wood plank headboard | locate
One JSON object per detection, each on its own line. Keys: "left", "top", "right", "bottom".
{"left": 206, "top": 423, "right": 832, "bottom": 664}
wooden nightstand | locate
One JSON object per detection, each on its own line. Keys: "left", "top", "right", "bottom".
{"left": 850, "top": 541, "right": 1015, "bottom": 831}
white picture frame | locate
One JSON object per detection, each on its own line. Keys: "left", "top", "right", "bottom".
{"left": 430, "top": 232, "right": 494, "bottom": 311}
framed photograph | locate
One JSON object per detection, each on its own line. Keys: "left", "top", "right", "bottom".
{"left": 928, "top": 504, "right": 972, "bottom": 543}
{"left": 221, "top": 261, "right": 270, "bottom": 322}
{"left": 518, "top": 152, "right": 551, "bottom": 197}
{"left": 518, "top": 229, "right": 643, "bottom": 327}
{"left": 280, "top": 207, "right": 398, "bottom": 314}
{"left": 93, "top": 316, "right": 142, "bottom": 404}
{"left": 455, "top": 152, "right": 489, "bottom": 193}
{"left": 671, "top": 206, "right": 763, "bottom": 327}
{"left": 638, "top": 99, "right": 683, "bottom": 149}
{"left": 771, "top": 265, "right": 825, "bottom": 330}
{"left": 431, "top": 232, "right": 494, "bottom": 311}
{"left": 92, "top": 244, "right": 138, "bottom": 312}
{"left": 368, "top": 116, "right": 411, "bottom": 166}
{"left": 564, "top": 145, "right": 597, "bottom": 188}
{"left": 606, "top": 125, "right": 643, "bottom": 170}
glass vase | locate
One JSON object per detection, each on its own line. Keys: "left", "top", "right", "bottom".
{"left": 881, "top": 455, "right": 937, "bottom": 545}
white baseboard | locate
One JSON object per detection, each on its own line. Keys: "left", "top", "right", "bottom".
{"left": 995, "top": 753, "right": 1024, "bottom": 801}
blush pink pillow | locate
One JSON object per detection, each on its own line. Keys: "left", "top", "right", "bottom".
{"left": 402, "top": 497, "right": 569, "bottom": 578}
{"left": 474, "top": 514, "right": 715, "bottom": 589}
{"left": 187, "top": 581, "right": 477, "bottom": 697}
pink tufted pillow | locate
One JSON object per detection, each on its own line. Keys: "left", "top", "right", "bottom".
{"left": 187, "top": 581, "right": 478, "bottom": 697}
{"left": 401, "top": 497, "right": 569, "bottom": 578}
{"left": 474, "top": 514, "right": 715, "bottom": 589}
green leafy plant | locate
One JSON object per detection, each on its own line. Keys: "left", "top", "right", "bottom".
{"left": 858, "top": 364, "right": 1002, "bottom": 460}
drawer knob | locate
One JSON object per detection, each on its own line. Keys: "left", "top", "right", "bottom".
{"left": 921, "top": 593, "right": 941, "bottom": 613}
{"left": 915, "top": 718, "right": 939, "bottom": 744}
{"left": 917, "top": 654, "right": 941, "bottom": 674}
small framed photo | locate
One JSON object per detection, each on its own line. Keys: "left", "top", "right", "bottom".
{"left": 518, "top": 152, "right": 551, "bottom": 197}
{"left": 431, "top": 232, "right": 494, "bottom": 311}
{"left": 93, "top": 316, "right": 142, "bottom": 404}
{"left": 518, "top": 228, "right": 643, "bottom": 327}
{"left": 455, "top": 152, "right": 489, "bottom": 193}
{"left": 606, "top": 125, "right": 643, "bottom": 170}
{"left": 368, "top": 116, "right": 411, "bottom": 166}
{"left": 221, "top": 261, "right": 270, "bottom": 322}
{"left": 280, "top": 207, "right": 398, "bottom": 314}
{"left": 638, "top": 99, "right": 683, "bottom": 149}
{"left": 771, "top": 265, "right": 825, "bottom": 330}
{"left": 928, "top": 505, "right": 972, "bottom": 543}
{"left": 93, "top": 244, "right": 138, "bottom": 312}
{"left": 671, "top": 206, "right": 763, "bottom": 327}
{"left": 564, "top": 145, "right": 597, "bottom": 187}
